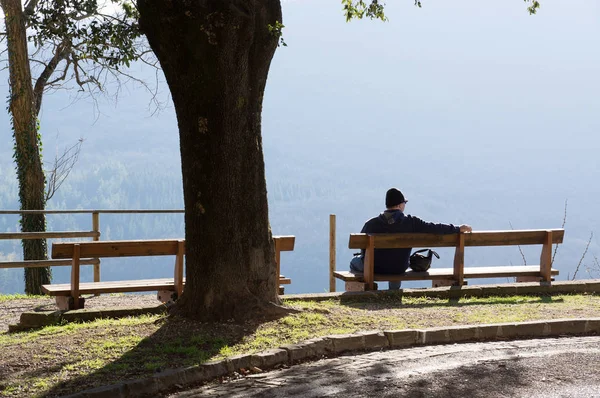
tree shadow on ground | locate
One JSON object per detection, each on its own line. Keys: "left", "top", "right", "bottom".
{"left": 39, "top": 314, "right": 266, "bottom": 397}
{"left": 340, "top": 292, "right": 563, "bottom": 310}
{"left": 223, "top": 348, "right": 536, "bottom": 398}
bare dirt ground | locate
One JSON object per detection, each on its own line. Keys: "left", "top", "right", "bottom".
{"left": 0, "top": 294, "right": 159, "bottom": 331}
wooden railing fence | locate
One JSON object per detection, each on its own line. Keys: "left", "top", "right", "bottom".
{"left": 0, "top": 210, "right": 184, "bottom": 283}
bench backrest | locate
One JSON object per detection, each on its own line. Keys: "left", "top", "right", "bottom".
{"left": 349, "top": 229, "right": 564, "bottom": 249}
{"left": 52, "top": 239, "right": 183, "bottom": 259}
{"left": 51, "top": 235, "right": 295, "bottom": 306}
{"left": 348, "top": 229, "right": 565, "bottom": 290}
{"left": 52, "top": 235, "right": 296, "bottom": 259}
{"left": 275, "top": 236, "right": 295, "bottom": 251}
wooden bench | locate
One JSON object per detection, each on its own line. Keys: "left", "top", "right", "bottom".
{"left": 276, "top": 236, "right": 295, "bottom": 294}
{"left": 333, "top": 229, "right": 564, "bottom": 291}
{"left": 43, "top": 235, "right": 295, "bottom": 310}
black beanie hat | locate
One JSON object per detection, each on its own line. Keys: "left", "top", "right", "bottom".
{"left": 385, "top": 188, "right": 406, "bottom": 208}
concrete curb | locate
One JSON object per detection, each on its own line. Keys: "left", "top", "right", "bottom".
{"left": 64, "top": 317, "right": 600, "bottom": 398}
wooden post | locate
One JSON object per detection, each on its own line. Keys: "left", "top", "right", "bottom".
{"left": 453, "top": 233, "right": 465, "bottom": 286}
{"left": 174, "top": 240, "right": 185, "bottom": 298}
{"left": 92, "top": 212, "right": 100, "bottom": 284}
{"left": 274, "top": 238, "right": 281, "bottom": 296}
{"left": 329, "top": 214, "right": 336, "bottom": 292}
{"left": 71, "top": 244, "right": 81, "bottom": 309}
{"left": 540, "top": 230, "right": 553, "bottom": 283}
{"left": 364, "top": 235, "right": 375, "bottom": 290}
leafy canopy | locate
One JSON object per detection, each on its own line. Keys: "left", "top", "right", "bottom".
{"left": 341, "top": 0, "right": 541, "bottom": 22}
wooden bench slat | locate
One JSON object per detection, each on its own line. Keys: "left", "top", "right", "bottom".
{"left": 43, "top": 274, "right": 294, "bottom": 295}
{"left": 42, "top": 278, "right": 183, "bottom": 295}
{"left": 0, "top": 258, "right": 99, "bottom": 269}
{"left": 463, "top": 266, "right": 559, "bottom": 279}
{"left": 52, "top": 239, "right": 183, "bottom": 259}
{"left": 0, "top": 231, "right": 99, "bottom": 240}
{"left": 53, "top": 236, "right": 294, "bottom": 259}
{"left": 274, "top": 236, "right": 295, "bottom": 251}
{"left": 349, "top": 229, "right": 565, "bottom": 249}
{"left": 334, "top": 266, "right": 559, "bottom": 282}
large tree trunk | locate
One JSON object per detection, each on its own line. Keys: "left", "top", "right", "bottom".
{"left": 138, "top": 0, "right": 286, "bottom": 321}
{"left": 2, "top": 0, "right": 50, "bottom": 294}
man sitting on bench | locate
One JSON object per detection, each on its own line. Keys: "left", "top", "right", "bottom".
{"left": 350, "top": 188, "right": 472, "bottom": 290}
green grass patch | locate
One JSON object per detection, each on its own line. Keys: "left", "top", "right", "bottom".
{"left": 2, "top": 293, "right": 600, "bottom": 397}
{"left": 0, "top": 314, "right": 161, "bottom": 346}
{"left": 0, "top": 294, "right": 46, "bottom": 303}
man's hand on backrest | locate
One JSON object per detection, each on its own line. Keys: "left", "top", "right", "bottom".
{"left": 459, "top": 225, "right": 472, "bottom": 233}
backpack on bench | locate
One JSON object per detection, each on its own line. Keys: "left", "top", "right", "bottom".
{"left": 409, "top": 249, "right": 440, "bottom": 272}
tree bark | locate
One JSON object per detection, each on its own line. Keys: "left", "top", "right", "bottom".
{"left": 2, "top": 0, "right": 50, "bottom": 294}
{"left": 138, "top": 0, "right": 285, "bottom": 321}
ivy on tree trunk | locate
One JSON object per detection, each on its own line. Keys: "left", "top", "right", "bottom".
{"left": 2, "top": 0, "right": 50, "bottom": 294}
{"left": 138, "top": 0, "right": 289, "bottom": 321}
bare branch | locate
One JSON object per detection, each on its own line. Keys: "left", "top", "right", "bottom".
{"left": 33, "top": 41, "right": 70, "bottom": 116}
{"left": 46, "top": 58, "right": 71, "bottom": 86}
{"left": 551, "top": 199, "right": 568, "bottom": 266}
{"left": 45, "top": 138, "right": 84, "bottom": 201}
{"left": 72, "top": 56, "right": 99, "bottom": 89}
{"left": 571, "top": 231, "right": 593, "bottom": 281}
{"left": 509, "top": 221, "right": 527, "bottom": 265}
{"left": 71, "top": 12, "right": 96, "bottom": 21}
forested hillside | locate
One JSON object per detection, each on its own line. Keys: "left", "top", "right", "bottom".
{"left": 1, "top": 0, "right": 599, "bottom": 293}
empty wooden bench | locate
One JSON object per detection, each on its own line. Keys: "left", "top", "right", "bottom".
{"left": 44, "top": 239, "right": 185, "bottom": 310}
{"left": 276, "top": 236, "right": 295, "bottom": 294}
{"left": 43, "top": 235, "right": 296, "bottom": 310}
{"left": 333, "top": 229, "right": 564, "bottom": 291}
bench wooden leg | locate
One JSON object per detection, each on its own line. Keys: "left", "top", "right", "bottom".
{"left": 157, "top": 290, "right": 176, "bottom": 304}
{"left": 516, "top": 276, "right": 541, "bottom": 283}
{"left": 173, "top": 240, "right": 185, "bottom": 298}
{"left": 432, "top": 280, "right": 467, "bottom": 288}
{"left": 364, "top": 236, "right": 376, "bottom": 290}
{"left": 540, "top": 230, "right": 553, "bottom": 284}
{"left": 71, "top": 244, "right": 82, "bottom": 310}
{"left": 55, "top": 296, "right": 85, "bottom": 311}
{"left": 345, "top": 281, "right": 378, "bottom": 291}
{"left": 516, "top": 276, "right": 555, "bottom": 283}
{"left": 453, "top": 233, "right": 465, "bottom": 286}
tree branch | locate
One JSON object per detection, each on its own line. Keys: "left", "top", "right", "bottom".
{"left": 509, "top": 221, "right": 527, "bottom": 265}
{"left": 33, "top": 41, "right": 70, "bottom": 116}
{"left": 572, "top": 231, "right": 593, "bottom": 281}
{"left": 23, "top": 0, "right": 41, "bottom": 19}
{"left": 45, "top": 138, "right": 84, "bottom": 201}
{"left": 46, "top": 58, "right": 71, "bottom": 86}
{"left": 551, "top": 199, "right": 568, "bottom": 266}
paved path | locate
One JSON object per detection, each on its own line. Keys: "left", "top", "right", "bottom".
{"left": 169, "top": 336, "right": 600, "bottom": 397}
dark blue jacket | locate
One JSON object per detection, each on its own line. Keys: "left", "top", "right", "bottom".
{"left": 360, "top": 210, "right": 459, "bottom": 274}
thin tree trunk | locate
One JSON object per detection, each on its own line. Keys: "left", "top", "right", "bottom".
{"left": 2, "top": 0, "right": 50, "bottom": 294}
{"left": 139, "top": 0, "right": 288, "bottom": 321}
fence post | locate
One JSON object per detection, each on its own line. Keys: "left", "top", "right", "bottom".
{"left": 540, "top": 230, "right": 553, "bottom": 284}
{"left": 92, "top": 211, "right": 100, "bottom": 285}
{"left": 329, "top": 214, "right": 336, "bottom": 292}
{"left": 274, "top": 238, "right": 281, "bottom": 296}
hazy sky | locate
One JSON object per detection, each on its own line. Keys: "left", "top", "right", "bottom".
{"left": 263, "top": 0, "right": 599, "bottom": 225}
{"left": 0, "top": 0, "right": 597, "bottom": 230}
